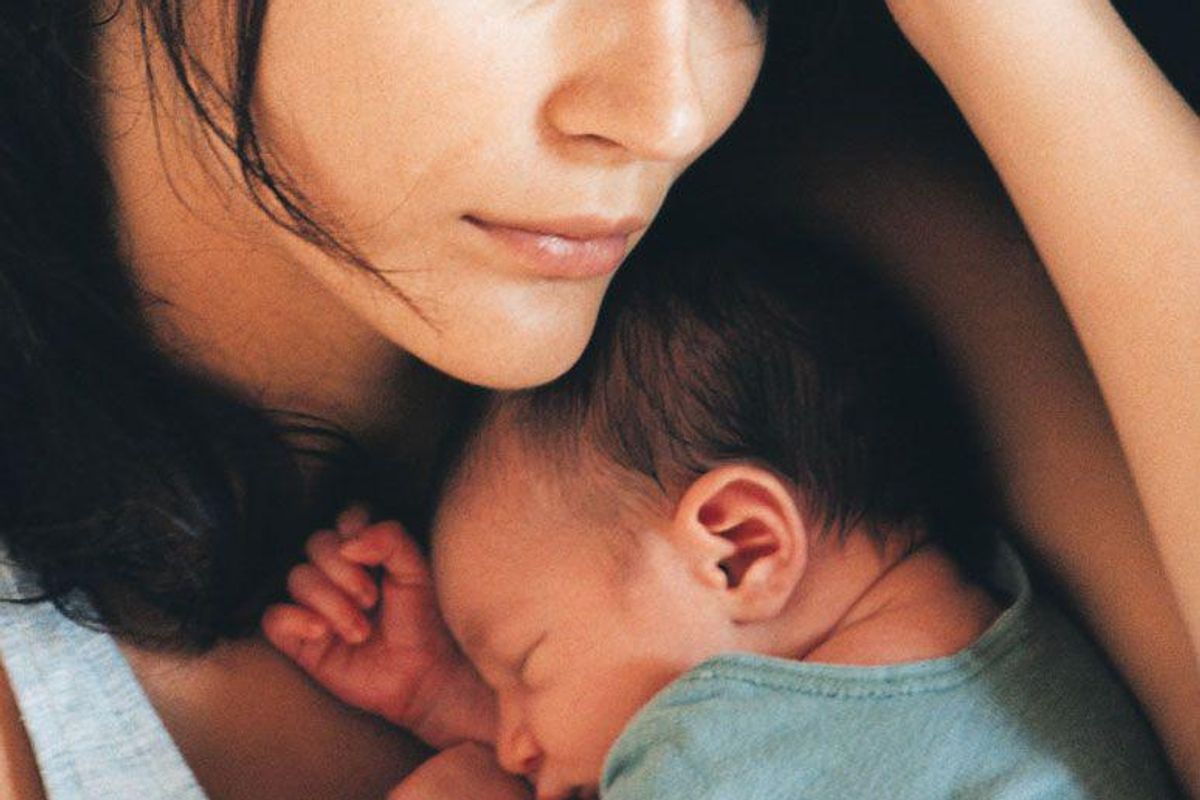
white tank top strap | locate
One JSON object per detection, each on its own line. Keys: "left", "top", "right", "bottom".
{"left": 0, "top": 548, "right": 207, "bottom": 800}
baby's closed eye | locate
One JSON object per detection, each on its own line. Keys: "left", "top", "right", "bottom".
{"left": 514, "top": 632, "right": 548, "bottom": 684}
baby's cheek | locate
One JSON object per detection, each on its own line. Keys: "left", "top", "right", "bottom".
{"left": 564, "top": 675, "right": 660, "bottom": 776}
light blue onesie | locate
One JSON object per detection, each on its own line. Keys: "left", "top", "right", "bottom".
{"left": 601, "top": 548, "right": 1180, "bottom": 799}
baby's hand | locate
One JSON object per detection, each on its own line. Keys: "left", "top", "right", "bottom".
{"left": 262, "top": 507, "right": 497, "bottom": 749}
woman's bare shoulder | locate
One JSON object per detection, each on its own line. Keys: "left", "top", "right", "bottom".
{"left": 0, "top": 661, "right": 46, "bottom": 800}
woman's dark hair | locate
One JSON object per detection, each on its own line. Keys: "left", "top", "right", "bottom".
{"left": 0, "top": 1, "right": 419, "bottom": 651}
{"left": 507, "top": 227, "right": 1000, "bottom": 572}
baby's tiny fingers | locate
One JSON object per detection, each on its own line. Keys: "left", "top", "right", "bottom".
{"left": 262, "top": 603, "right": 329, "bottom": 660}
{"left": 341, "top": 520, "right": 431, "bottom": 587}
{"left": 306, "top": 529, "right": 378, "bottom": 609}
{"left": 336, "top": 504, "right": 372, "bottom": 538}
{"left": 286, "top": 563, "right": 372, "bottom": 644}
{"left": 263, "top": 604, "right": 342, "bottom": 679}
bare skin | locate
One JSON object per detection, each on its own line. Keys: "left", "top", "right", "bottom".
{"left": 119, "top": 641, "right": 430, "bottom": 800}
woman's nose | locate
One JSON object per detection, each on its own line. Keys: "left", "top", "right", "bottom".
{"left": 543, "top": 0, "right": 707, "bottom": 164}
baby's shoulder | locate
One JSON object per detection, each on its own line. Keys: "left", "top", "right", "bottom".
{"left": 606, "top": 592, "right": 1178, "bottom": 799}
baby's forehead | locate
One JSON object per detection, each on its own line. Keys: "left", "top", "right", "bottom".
{"left": 446, "top": 406, "right": 539, "bottom": 487}
{"left": 432, "top": 420, "right": 567, "bottom": 552}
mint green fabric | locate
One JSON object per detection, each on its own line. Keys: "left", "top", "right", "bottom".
{"left": 601, "top": 547, "right": 1178, "bottom": 799}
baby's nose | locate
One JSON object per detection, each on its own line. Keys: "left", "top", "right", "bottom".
{"left": 497, "top": 724, "right": 543, "bottom": 778}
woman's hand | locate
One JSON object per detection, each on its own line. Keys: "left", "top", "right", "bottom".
{"left": 262, "top": 508, "right": 497, "bottom": 749}
{"left": 386, "top": 743, "right": 532, "bottom": 800}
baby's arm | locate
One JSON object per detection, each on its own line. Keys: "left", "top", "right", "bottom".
{"left": 386, "top": 743, "right": 531, "bottom": 800}
{"left": 889, "top": 0, "right": 1200, "bottom": 654}
{"left": 262, "top": 509, "right": 497, "bottom": 750}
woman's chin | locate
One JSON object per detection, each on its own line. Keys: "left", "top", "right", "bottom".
{"left": 409, "top": 317, "right": 596, "bottom": 391}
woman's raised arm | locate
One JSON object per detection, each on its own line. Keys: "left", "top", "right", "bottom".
{"left": 889, "top": 0, "right": 1200, "bottom": 659}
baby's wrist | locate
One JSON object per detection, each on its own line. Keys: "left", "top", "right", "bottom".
{"left": 401, "top": 661, "right": 498, "bottom": 750}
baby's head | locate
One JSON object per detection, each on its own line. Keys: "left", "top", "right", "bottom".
{"left": 429, "top": 232, "right": 994, "bottom": 799}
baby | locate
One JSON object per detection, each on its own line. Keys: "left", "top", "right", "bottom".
{"left": 264, "top": 234, "right": 1176, "bottom": 799}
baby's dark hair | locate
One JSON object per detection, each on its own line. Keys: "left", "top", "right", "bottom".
{"left": 494, "top": 227, "right": 998, "bottom": 570}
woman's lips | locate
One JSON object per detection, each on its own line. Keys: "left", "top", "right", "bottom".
{"left": 465, "top": 215, "right": 643, "bottom": 280}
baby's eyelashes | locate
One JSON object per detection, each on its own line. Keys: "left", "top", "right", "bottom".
{"left": 514, "top": 632, "right": 549, "bottom": 682}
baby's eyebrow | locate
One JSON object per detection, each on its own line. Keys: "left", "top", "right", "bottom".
{"left": 457, "top": 615, "right": 494, "bottom": 658}
{"left": 457, "top": 615, "right": 517, "bottom": 661}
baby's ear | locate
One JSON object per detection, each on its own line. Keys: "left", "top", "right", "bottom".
{"left": 669, "top": 465, "right": 809, "bottom": 623}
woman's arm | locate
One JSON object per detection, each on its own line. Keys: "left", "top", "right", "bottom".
{"left": 890, "top": 0, "right": 1200, "bottom": 657}
{"left": 0, "top": 664, "right": 47, "bottom": 800}
{"left": 386, "top": 743, "right": 530, "bottom": 800}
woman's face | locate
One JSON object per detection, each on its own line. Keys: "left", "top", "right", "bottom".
{"left": 253, "top": 0, "right": 766, "bottom": 388}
